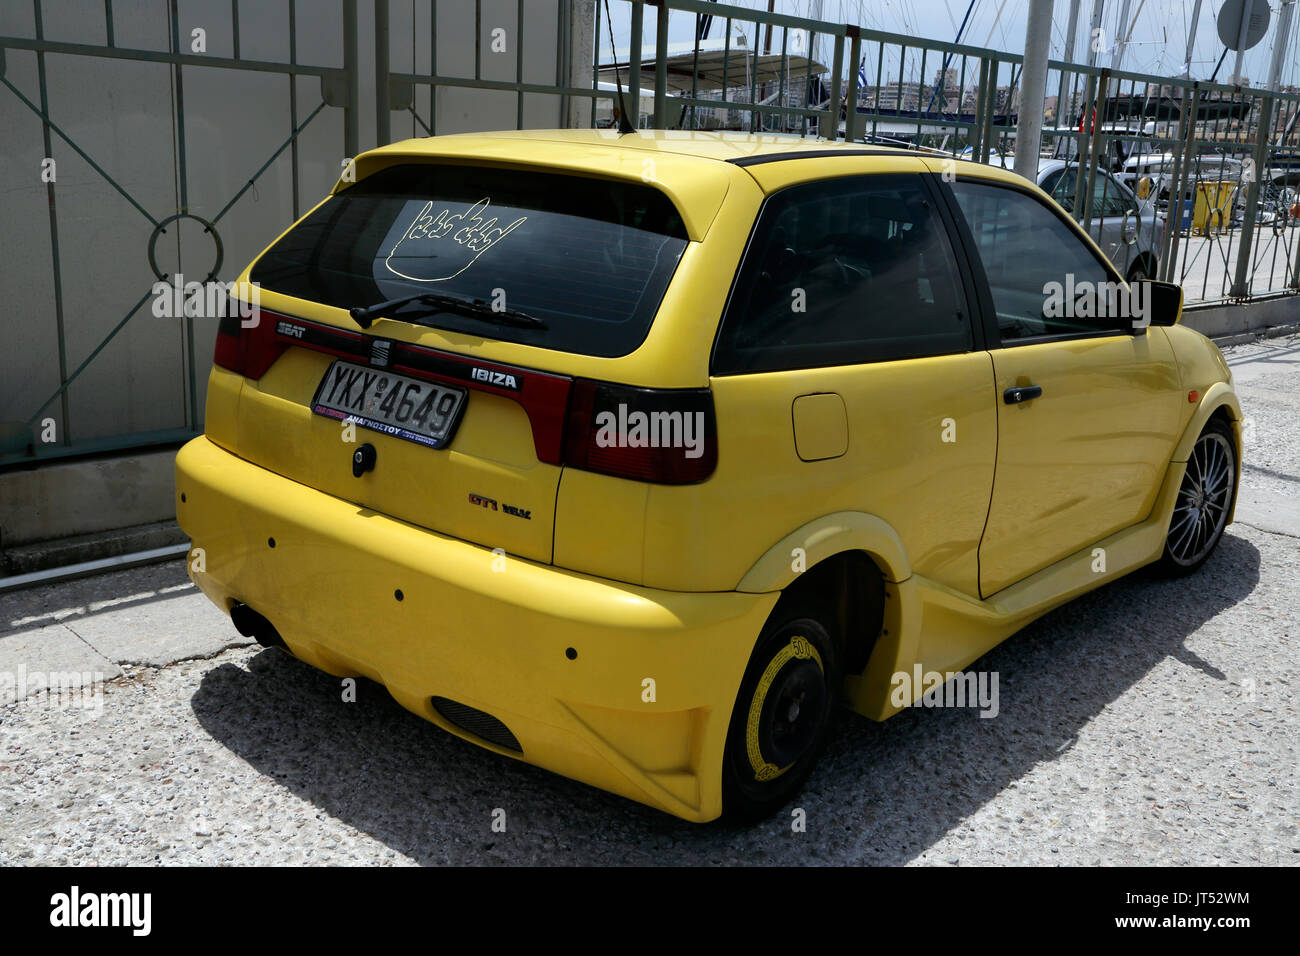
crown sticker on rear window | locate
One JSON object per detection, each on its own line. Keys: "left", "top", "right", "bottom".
{"left": 385, "top": 198, "right": 527, "bottom": 282}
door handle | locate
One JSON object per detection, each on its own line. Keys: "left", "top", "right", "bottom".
{"left": 1003, "top": 385, "right": 1043, "bottom": 405}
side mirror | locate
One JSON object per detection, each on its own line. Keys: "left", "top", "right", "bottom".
{"left": 1129, "top": 278, "right": 1182, "bottom": 332}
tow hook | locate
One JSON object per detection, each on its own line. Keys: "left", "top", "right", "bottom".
{"left": 352, "top": 442, "right": 377, "bottom": 477}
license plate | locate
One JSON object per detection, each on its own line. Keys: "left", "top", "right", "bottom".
{"left": 311, "top": 360, "right": 467, "bottom": 449}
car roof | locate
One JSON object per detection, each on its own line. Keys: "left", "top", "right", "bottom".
{"left": 368, "top": 128, "right": 919, "bottom": 164}
{"left": 1036, "top": 157, "right": 1120, "bottom": 179}
{"left": 346, "top": 130, "right": 935, "bottom": 240}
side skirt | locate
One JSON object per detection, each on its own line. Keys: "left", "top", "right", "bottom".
{"left": 847, "top": 456, "right": 1190, "bottom": 721}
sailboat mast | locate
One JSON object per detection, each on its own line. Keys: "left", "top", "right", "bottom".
{"left": 1111, "top": 0, "right": 1133, "bottom": 69}
{"left": 1087, "top": 0, "right": 1106, "bottom": 68}
{"left": 1182, "top": 0, "right": 1205, "bottom": 75}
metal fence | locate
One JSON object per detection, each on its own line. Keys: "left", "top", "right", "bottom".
{"left": 380, "top": 0, "right": 1300, "bottom": 305}
{"left": 4, "top": 0, "right": 1298, "bottom": 468}
{"left": 568, "top": 1, "right": 1300, "bottom": 302}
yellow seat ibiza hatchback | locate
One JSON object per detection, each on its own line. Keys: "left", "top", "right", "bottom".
{"left": 176, "top": 131, "right": 1241, "bottom": 823}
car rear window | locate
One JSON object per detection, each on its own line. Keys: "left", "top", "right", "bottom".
{"left": 249, "top": 163, "right": 690, "bottom": 357}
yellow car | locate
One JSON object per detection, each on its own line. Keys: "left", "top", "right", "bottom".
{"left": 176, "top": 131, "right": 1241, "bottom": 823}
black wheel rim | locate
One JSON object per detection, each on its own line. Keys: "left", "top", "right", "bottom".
{"left": 759, "top": 657, "right": 825, "bottom": 767}
{"left": 743, "top": 635, "right": 827, "bottom": 782}
{"left": 1168, "top": 431, "right": 1234, "bottom": 566}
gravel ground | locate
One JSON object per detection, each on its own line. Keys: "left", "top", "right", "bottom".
{"left": 1226, "top": 331, "right": 1300, "bottom": 505}
{"left": 1, "top": 339, "right": 1296, "bottom": 866}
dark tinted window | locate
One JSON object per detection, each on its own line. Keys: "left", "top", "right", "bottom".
{"left": 714, "top": 174, "right": 972, "bottom": 374}
{"left": 949, "top": 180, "right": 1123, "bottom": 341}
{"left": 250, "top": 164, "right": 689, "bottom": 357}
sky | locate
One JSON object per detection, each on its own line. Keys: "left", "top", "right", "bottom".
{"left": 603, "top": 0, "right": 1297, "bottom": 89}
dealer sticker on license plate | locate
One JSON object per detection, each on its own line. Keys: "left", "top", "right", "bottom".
{"left": 311, "top": 359, "right": 467, "bottom": 449}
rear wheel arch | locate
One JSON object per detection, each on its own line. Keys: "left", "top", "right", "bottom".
{"left": 769, "top": 550, "right": 887, "bottom": 679}
{"left": 735, "top": 510, "right": 912, "bottom": 593}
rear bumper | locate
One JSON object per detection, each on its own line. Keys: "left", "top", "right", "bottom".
{"left": 175, "top": 437, "right": 775, "bottom": 821}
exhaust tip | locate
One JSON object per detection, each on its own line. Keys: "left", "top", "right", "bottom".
{"left": 229, "top": 601, "right": 287, "bottom": 650}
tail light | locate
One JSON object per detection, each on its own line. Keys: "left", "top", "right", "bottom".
{"left": 213, "top": 307, "right": 288, "bottom": 380}
{"left": 562, "top": 380, "right": 717, "bottom": 484}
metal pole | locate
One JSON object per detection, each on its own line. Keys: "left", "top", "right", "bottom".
{"left": 821, "top": 32, "right": 844, "bottom": 139}
{"left": 1015, "top": 0, "right": 1054, "bottom": 180}
{"left": 1233, "top": 0, "right": 1256, "bottom": 85}
{"left": 375, "top": 0, "right": 390, "bottom": 145}
{"left": 342, "top": 0, "right": 358, "bottom": 156}
{"left": 1057, "top": 0, "right": 1082, "bottom": 125}
{"left": 808, "top": 0, "right": 826, "bottom": 85}
{"left": 557, "top": 0, "right": 570, "bottom": 125}
{"left": 32, "top": 3, "right": 71, "bottom": 446}
{"left": 654, "top": 2, "right": 669, "bottom": 128}
{"left": 1064, "top": 0, "right": 1083, "bottom": 65}
{"left": 1072, "top": 71, "right": 1096, "bottom": 213}
{"left": 1080, "top": 70, "right": 1110, "bottom": 230}
{"left": 1182, "top": 0, "right": 1205, "bottom": 75}
{"left": 979, "top": 58, "right": 997, "bottom": 163}
{"left": 1087, "top": 0, "right": 1105, "bottom": 68}
{"left": 845, "top": 29, "right": 862, "bottom": 142}
{"left": 1268, "top": 0, "right": 1296, "bottom": 92}
{"left": 629, "top": 0, "right": 643, "bottom": 128}
{"left": 1110, "top": 0, "right": 1133, "bottom": 70}
{"left": 1232, "top": 94, "right": 1273, "bottom": 297}
{"left": 1159, "top": 82, "right": 1192, "bottom": 281}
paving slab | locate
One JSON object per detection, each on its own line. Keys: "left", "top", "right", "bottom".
{"left": 0, "top": 623, "right": 121, "bottom": 705}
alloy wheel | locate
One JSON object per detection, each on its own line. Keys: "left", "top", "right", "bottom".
{"left": 1167, "top": 430, "right": 1234, "bottom": 567}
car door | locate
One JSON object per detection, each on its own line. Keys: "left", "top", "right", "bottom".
{"left": 940, "top": 175, "right": 1185, "bottom": 598}
{"left": 709, "top": 165, "right": 997, "bottom": 600}
{"left": 1046, "top": 165, "right": 1139, "bottom": 267}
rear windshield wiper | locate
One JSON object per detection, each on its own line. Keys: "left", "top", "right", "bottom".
{"left": 349, "top": 290, "right": 547, "bottom": 330}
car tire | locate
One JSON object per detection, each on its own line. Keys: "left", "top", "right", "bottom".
{"left": 721, "top": 609, "right": 840, "bottom": 824}
{"left": 1157, "top": 417, "right": 1237, "bottom": 576}
{"left": 1126, "top": 259, "right": 1154, "bottom": 282}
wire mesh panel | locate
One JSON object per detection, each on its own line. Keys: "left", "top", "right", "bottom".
{"left": 0, "top": 0, "right": 357, "bottom": 466}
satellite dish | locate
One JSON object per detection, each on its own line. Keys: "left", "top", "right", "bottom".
{"left": 1217, "top": 0, "right": 1271, "bottom": 51}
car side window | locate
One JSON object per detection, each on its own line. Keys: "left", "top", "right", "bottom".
{"left": 1107, "top": 177, "right": 1138, "bottom": 217}
{"left": 1044, "top": 166, "right": 1132, "bottom": 218}
{"left": 1044, "top": 167, "right": 1075, "bottom": 211}
{"left": 1096, "top": 173, "right": 1132, "bottom": 217}
{"left": 948, "top": 180, "right": 1125, "bottom": 342}
{"left": 714, "top": 174, "right": 973, "bottom": 374}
